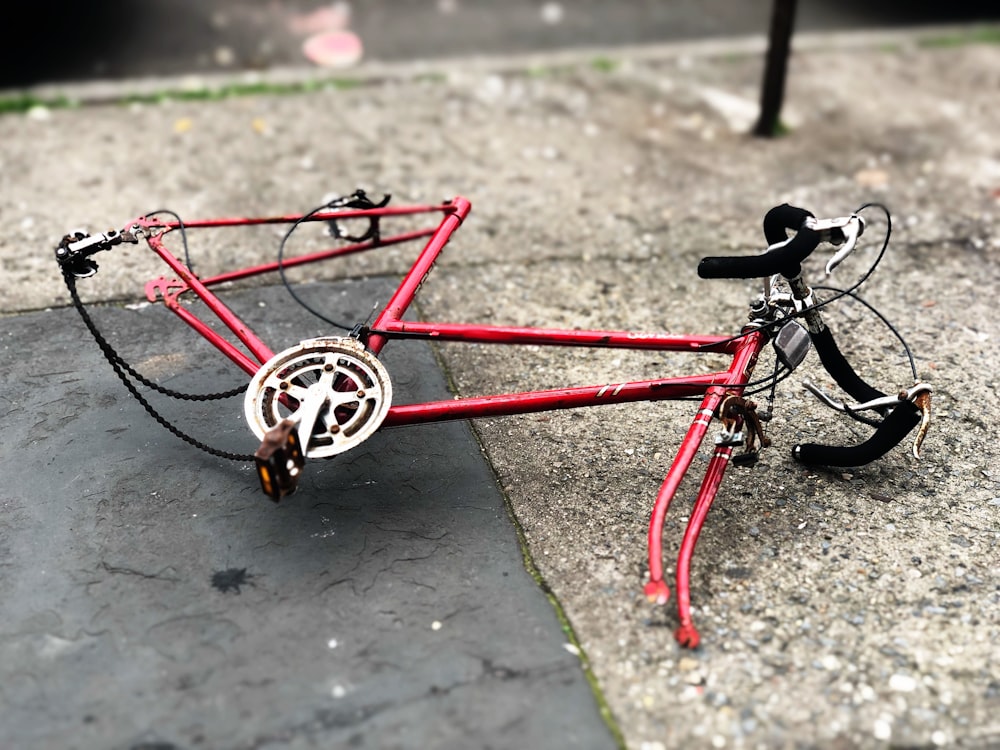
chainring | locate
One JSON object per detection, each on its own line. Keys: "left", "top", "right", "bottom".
{"left": 244, "top": 337, "right": 393, "bottom": 458}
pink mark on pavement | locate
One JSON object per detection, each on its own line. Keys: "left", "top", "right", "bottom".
{"left": 302, "top": 30, "right": 363, "bottom": 68}
{"left": 288, "top": 3, "right": 362, "bottom": 68}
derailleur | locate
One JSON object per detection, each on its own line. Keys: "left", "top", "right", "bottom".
{"left": 55, "top": 225, "right": 146, "bottom": 278}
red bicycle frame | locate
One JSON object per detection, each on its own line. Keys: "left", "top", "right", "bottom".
{"left": 136, "top": 196, "right": 765, "bottom": 648}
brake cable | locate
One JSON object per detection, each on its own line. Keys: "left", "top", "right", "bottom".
{"left": 811, "top": 284, "right": 919, "bottom": 382}
{"left": 276, "top": 190, "right": 390, "bottom": 331}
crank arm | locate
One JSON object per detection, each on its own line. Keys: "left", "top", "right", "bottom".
{"left": 288, "top": 371, "right": 337, "bottom": 454}
{"left": 253, "top": 370, "right": 336, "bottom": 501}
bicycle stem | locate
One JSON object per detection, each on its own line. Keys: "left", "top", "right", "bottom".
{"left": 787, "top": 274, "right": 825, "bottom": 334}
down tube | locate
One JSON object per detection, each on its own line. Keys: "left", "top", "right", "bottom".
{"left": 381, "top": 374, "right": 726, "bottom": 426}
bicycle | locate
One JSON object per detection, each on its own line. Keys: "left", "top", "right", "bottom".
{"left": 55, "top": 191, "right": 932, "bottom": 648}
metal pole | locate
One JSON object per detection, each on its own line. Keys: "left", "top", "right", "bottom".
{"left": 754, "top": 0, "right": 798, "bottom": 137}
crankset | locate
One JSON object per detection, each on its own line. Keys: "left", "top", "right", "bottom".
{"left": 245, "top": 336, "right": 393, "bottom": 457}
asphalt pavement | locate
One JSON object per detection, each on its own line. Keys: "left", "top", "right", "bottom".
{"left": 2, "top": 9, "right": 1000, "bottom": 750}
{"left": 1, "top": 282, "right": 617, "bottom": 749}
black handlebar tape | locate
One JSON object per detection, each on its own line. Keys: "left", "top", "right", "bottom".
{"left": 762, "top": 204, "right": 815, "bottom": 245}
{"left": 697, "top": 225, "right": 822, "bottom": 279}
{"left": 792, "top": 401, "right": 921, "bottom": 467}
{"left": 810, "top": 327, "right": 885, "bottom": 405}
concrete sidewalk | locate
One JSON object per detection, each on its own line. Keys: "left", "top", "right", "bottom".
{"left": 2, "top": 25, "right": 1000, "bottom": 749}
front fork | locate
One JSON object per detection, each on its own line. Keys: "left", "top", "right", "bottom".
{"left": 643, "top": 329, "right": 765, "bottom": 648}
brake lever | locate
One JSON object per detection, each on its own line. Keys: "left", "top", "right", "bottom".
{"left": 802, "top": 380, "right": 932, "bottom": 456}
{"left": 803, "top": 215, "right": 865, "bottom": 275}
{"left": 911, "top": 388, "right": 932, "bottom": 459}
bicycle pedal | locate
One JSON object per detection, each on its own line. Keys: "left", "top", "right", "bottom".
{"left": 731, "top": 451, "right": 760, "bottom": 467}
{"left": 254, "top": 419, "right": 305, "bottom": 502}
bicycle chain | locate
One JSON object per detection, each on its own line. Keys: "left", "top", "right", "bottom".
{"left": 62, "top": 269, "right": 254, "bottom": 462}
